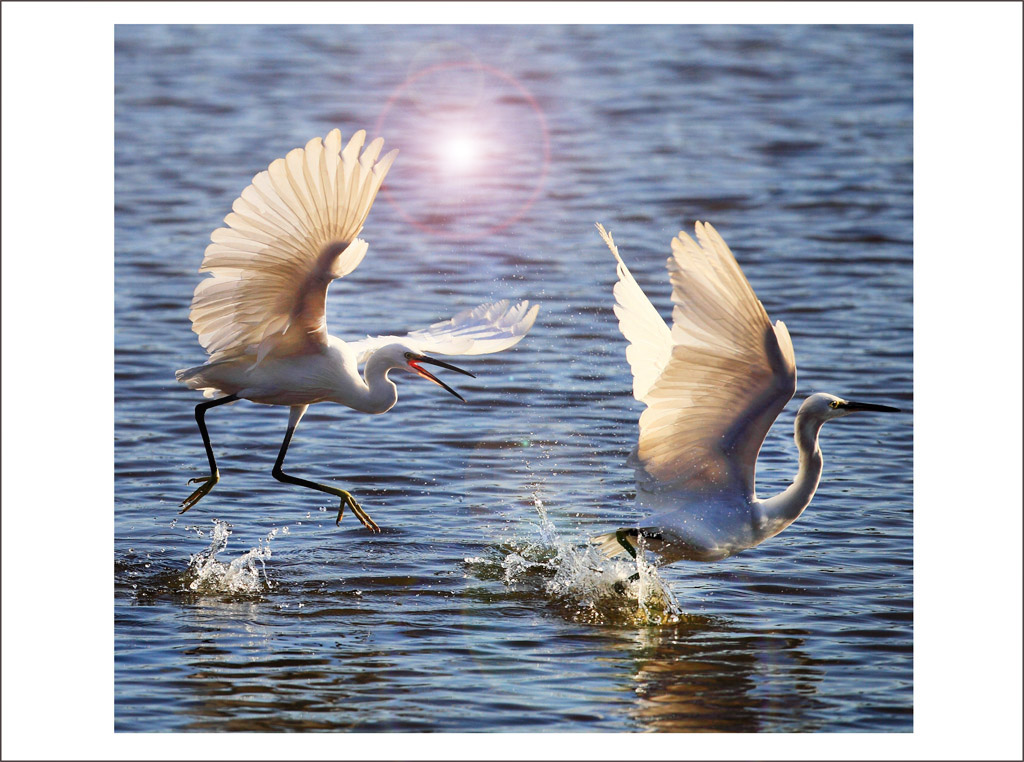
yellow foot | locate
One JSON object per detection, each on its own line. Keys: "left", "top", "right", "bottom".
{"left": 180, "top": 474, "right": 218, "bottom": 513}
{"left": 335, "top": 490, "right": 380, "bottom": 533}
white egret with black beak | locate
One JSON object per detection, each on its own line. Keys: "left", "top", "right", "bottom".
{"left": 591, "top": 222, "right": 899, "bottom": 570}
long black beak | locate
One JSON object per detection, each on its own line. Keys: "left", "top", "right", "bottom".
{"left": 407, "top": 354, "right": 475, "bottom": 402}
{"left": 842, "top": 400, "right": 902, "bottom": 413}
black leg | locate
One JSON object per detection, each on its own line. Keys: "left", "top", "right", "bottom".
{"left": 271, "top": 405, "right": 380, "bottom": 532}
{"left": 180, "top": 394, "right": 238, "bottom": 513}
{"left": 612, "top": 529, "right": 642, "bottom": 593}
{"left": 616, "top": 529, "right": 638, "bottom": 559}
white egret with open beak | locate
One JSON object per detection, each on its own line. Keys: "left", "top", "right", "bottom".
{"left": 176, "top": 129, "right": 538, "bottom": 531}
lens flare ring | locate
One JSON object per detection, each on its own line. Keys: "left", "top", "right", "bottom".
{"left": 375, "top": 61, "right": 551, "bottom": 241}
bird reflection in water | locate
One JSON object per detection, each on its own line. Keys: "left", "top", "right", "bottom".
{"left": 624, "top": 620, "right": 827, "bottom": 732}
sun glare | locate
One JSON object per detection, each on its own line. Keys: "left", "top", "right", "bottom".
{"left": 440, "top": 133, "right": 482, "bottom": 173}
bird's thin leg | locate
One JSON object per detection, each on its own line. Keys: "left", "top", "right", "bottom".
{"left": 271, "top": 405, "right": 380, "bottom": 533}
{"left": 616, "top": 529, "right": 638, "bottom": 559}
{"left": 180, "top": 394, "right": 238, "bottom": 513}
{"left": 612, "top": 530, "right": 642, "bottom": 591}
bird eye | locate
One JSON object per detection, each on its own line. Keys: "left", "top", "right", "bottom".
{"left": 404, "top": 352, "right": 413, "bottom": 360}
{"left": 829, "top": 400, "right": 841, "bottom": 409}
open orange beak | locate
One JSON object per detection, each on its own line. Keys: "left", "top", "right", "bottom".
{"left": 406, "top": 354, "right": 475, "bottom": 402}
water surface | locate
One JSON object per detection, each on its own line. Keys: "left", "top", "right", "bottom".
{"left": 115, "top": 24, "right": 913, "bottom": 732}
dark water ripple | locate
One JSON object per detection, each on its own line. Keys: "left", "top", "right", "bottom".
{"left": 115, "top": 24, "right": 912, "bottom": 732}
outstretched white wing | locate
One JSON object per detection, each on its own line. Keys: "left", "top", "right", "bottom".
{"left": 599, "top": 221, "right": 796, "bottom": 501}
{"left": 347, "top": 299, "right": 539, "bottom": 363}
{"left": 597, "top": 223, "right": 673, "bottom": 401}
{"left": 188, "top": 129, "right": 398, "bottom": 364}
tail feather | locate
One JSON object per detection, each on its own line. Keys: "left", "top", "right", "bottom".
{"left": 175, "top": 363, "right": 231, "bottom": 399}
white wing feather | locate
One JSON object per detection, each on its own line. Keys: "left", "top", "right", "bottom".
{"left": 600, "top": 221, "right": 796, "bottom": 501}
{"left": 348, "top": 300, "right": 540, "bottom": 363}
{"left": 188, "top": 129, "right": 398, "bottom": 364}
{"left": 596, "top": 224, "right": 673, "bottom": 400}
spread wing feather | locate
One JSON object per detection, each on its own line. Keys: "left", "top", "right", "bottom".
{"left": 347, "top": 300, "right": 540, "bottom": 363}
{"left": 599, "top": 221, "right": 796, "bottom": 501}
{"left": 596, "top": 223, "right": 673, "bottom": 401}
{"left": 188, "top": 129, "right": 397, "bottom": 364}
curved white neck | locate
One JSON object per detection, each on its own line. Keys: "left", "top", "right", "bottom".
{"left": 758, "top": 405, "right": 825, "bottom": 533}
{"left": 348, "top": 352, "right": 399, "bottom": 414}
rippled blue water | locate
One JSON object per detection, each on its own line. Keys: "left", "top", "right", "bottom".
{"left": 115, "top": 24, "right": 912, "bottom": 732}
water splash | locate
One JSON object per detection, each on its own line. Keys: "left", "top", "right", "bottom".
{"left": 473, "top": 497, "right": 684, "bottom": 626}
{"left": 182, "top": 520, "right": 279, "bottom": 596}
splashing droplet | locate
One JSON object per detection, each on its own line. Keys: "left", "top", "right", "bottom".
{"left": 470, "top": 497, "right": 684, "bottom": 626}
{"left": 182, "top": 520, "right": 277, "bottom": 595}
